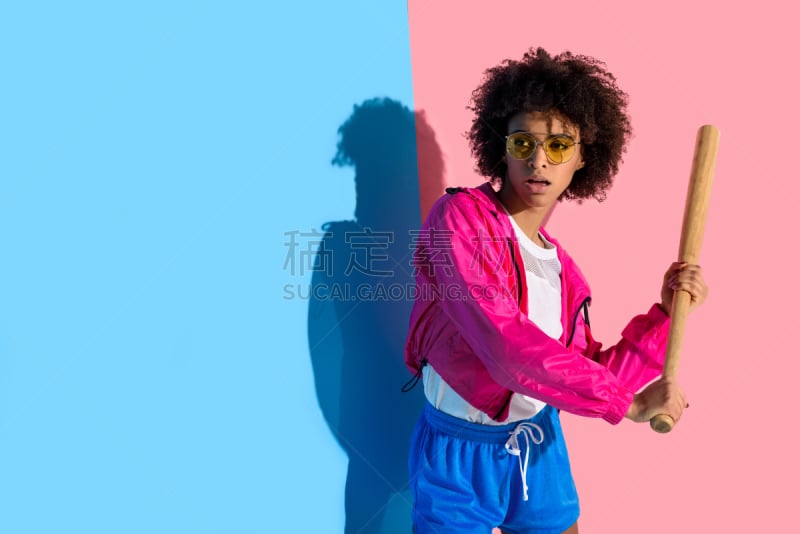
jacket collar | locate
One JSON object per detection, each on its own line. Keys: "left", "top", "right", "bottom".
{"left": 468, "top": 181, "right": 588, "bottom": 299}
{"left": 446, "top": 180, "right": 591, "bottom": 335}
{"left": 471, "top": 181, "right": 563, "bottom": 248}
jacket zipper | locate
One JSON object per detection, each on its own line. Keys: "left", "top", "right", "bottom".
{"left": 507, "top": 237, "right": 523, "bottom": 306}
{"left": 493, "top": 237, "right": 523, "bottom": 419}
{"left": 566, "top": 296, "right": 592, "bottom": 348}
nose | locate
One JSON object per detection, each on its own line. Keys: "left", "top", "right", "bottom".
{"left": 527, "top": 141, "right": 548, "bottom": 168}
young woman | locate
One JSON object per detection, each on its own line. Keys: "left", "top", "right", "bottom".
{"left": 404, "top": 48, "right": 708, "bottom": 533}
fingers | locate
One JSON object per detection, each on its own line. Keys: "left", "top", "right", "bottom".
{"left": 665, "top": 263, "right": 709, "bottom": 308}
{"left": 663, "top": 261, "right": 686, "bottom": 281}
{"left": 661, "top": 261, "right": 708, "bottom": 313}
{"left": 657, "top": 377, "right": 687, "bottom": 424}
{"left": 631, "top": 377, "right": 688, "bottom": 424}
{"left": 673, "top": 386, "right": 689, "bottom": 424}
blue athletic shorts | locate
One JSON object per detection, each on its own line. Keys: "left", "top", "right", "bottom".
{"left": 409, "top": 402, "right": 580, "bottom": 534}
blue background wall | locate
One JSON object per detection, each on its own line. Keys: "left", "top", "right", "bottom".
{"left": 0, "top": 2, "right": 418, "bottom": 532}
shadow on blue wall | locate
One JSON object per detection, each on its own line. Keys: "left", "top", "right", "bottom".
{"left": 308, "top": 98, "right": 443, "bottom": 533}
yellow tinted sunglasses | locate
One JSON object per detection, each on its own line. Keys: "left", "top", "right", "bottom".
{"left": 505, "top": 132, "right": 580, "bottom": 164}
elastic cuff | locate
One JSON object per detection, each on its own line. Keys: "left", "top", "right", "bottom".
{"left": 602, "top": 386, "right": 635, "bottom": 425}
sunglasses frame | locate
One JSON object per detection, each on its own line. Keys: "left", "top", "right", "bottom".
{"left": 504, "top": 132, "right": 582, "bottom": 165}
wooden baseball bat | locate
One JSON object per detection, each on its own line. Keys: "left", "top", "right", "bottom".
{"left": 650, "top": 125, "right": 720, "bottom": 433}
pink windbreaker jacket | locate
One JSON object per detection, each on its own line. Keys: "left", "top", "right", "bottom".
{"left": 404, "top": 183, "right": 670, "bottom": 424}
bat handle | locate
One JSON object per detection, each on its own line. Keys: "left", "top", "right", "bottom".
{"left": 648, "top": 288, "right": 692, "bottom": 433}
{"left": 650, "top": 413, "right": 675, "bottom": 433}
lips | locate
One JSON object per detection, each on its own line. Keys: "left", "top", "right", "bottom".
{"left": 526, "top": 177, "right": 551, "bottom": 185}
{"left": 523, "top": 176, "right": 551, "bottom": 195}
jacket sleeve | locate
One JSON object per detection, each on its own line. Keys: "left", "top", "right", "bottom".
{"left": 576, "top": 303, "right": 669, "bottom": 394}
{"left": 418, "top": 196, "right": 635, "bottom": 424}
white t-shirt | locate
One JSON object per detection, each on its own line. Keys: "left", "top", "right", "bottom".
{"left": 423, "top": 215, "right": 563, "bottom": 424}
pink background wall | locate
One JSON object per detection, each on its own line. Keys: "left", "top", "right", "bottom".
{"left": 409, "top": 1, "right": 798, "bottom": 531}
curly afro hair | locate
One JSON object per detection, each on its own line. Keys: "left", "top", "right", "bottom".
{"left": 468, "top": 47, "right": 632, "bottom": 202}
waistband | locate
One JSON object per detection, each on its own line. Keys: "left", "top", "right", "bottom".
{"left": 422, "top": 401, "right": 551, "bottom": 444}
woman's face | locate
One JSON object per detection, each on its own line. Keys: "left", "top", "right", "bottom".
{"left": 500, "top": 111, "right": 584, "bottom": 213}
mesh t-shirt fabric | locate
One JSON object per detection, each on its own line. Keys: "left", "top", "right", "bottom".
{"left": 518, "top": 241, "right": 561, "bottom": 293}
{"left": 509, "top": 216, "right": 563, "bottom": 343}
{"left": 423, "top": 213, "right": 563, "bottom": 424}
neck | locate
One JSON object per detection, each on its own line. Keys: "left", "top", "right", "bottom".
{"left": 496, "top": 187, "right": 550, "bottom": 244}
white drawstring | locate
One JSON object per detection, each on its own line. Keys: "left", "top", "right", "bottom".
{"left": 504, "top": 422, "right": 544, "bottom": 501}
